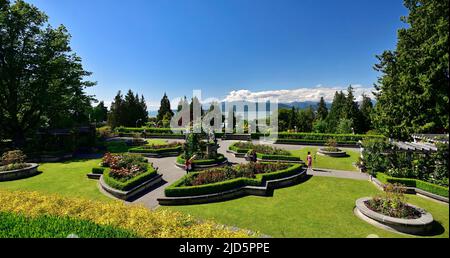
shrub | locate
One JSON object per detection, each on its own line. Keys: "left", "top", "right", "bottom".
{"left": 177, "top": 154, "right": 227, "bottom": 166}
{"left": 91, "top": 167, "right": 105, "bottom": 175}
{"left": 376, "top": 173, "right": 449, "bottom": 198}
{"left": 230, "top": 142, "right": 291, "bottom": 156}
{"left": 256, "top": 153, "right": 302, "bottom": 161}
{"left": 0, "top": 190, "right": 252, "bottom": 238}
{"left": 0, "top": 211, "right": 138, "bottom": 238}
{"left": 1, "top": 150, "right": 27, "bottom": 165}
{"left": 105, "top": 141, "right": 130, "bottom": 153}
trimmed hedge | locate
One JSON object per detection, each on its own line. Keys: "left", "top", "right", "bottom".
{"left": 165, "top": 164, "right": 303, "bottom": 197}
{"left": 129, "top": 146, "right": 182, "bottom": 154}
{"left": 251, "top": 132, "right": 384, "bottom": 142}
{"left": 176, "top": 154, "right": 227, "bottom": 166}
{"left": 0, "top": 211, "right": 137, "bottom": 238}
{"left": 275, "top": 139, "right": 358, "bottom": 145}
{"left": 228, "top": 143, "right": 301, "bottom": 161}
{"left": 376, "top": 173, "right": 449, "bottom": 198}
{"left": 91, "top": 167, "right": 106, "bottom": 174}
{"left": 103, "top": 166, "right": 158, "bottom": 191}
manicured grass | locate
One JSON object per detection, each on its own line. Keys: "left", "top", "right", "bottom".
{"left": 164, "top": 176, "right": 449, "bottom": 238}
{"left": 290, "top": 147, "right": 360, "bottom": 171}
{"left": 0, "top": 211, "right": 138, "bottom": 238}
{"left": 146, "top": 139, "right": 168, "bottom": 145}
{"left": 0, "top": 159, "right": 110, "bottom": 201}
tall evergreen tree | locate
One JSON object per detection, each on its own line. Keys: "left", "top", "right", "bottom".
{"left": 108, "top": 91, "right": 124, "bottom": 128}
{"left": 157, "top": 93, "right": 174, "bottom": 124}
{"left": 316, "top": 97, "right": 329, "bottom": 121}
{"left": 344, "top": 86, "right": 363, "bottom": 133}
{"left": 326, "top": 91, "right": 347, "bottom": 132}
{"left": 373, "top": 0, "right": 449, "bottom": 139}
{"left": 288, "top": 107, "right": 299, "bottom": 131}
{"left": 360, "top": 94, "right": 374, "bottom": 133}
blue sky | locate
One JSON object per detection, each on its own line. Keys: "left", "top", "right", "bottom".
{"left": 28, "top": 0, "right": 408, "bottom": 110}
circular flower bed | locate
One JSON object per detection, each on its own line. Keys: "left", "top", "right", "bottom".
{"left": 355, "top": 184, "right": 434, "bottom": 235}
{"left": 317, "top": 148, "right": 347, "bottom": 157}
{"left": 176, "top": 154, "right": 228, "bottom": 170}
{"left": 0, "top": 150, "right": 39, "bottom": 181}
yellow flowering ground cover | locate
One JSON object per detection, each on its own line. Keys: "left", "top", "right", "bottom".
{"left": 0, "top": 189, "right": 252, "bottom": 238}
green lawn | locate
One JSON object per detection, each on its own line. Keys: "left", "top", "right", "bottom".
{"left": 146, "top": 139, "right": 168, "bottom": 145}
{"left": 290, "top": 147, "right": 360, "bottom": 171}
{"left": 164, "top": 176, "right": 449, "bottom": 238}
{"left": 0, "top": 159, "right": 110, "bottom": 202}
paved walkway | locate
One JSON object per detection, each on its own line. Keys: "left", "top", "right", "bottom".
{"left": 127, "top": 139, "right": 364, "bottom": 210}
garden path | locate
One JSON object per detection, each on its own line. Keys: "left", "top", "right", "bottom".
{"left": 129, "top": 139, "right": 365, "bottom": 210}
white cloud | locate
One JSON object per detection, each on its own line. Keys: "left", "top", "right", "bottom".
{"left": 222, "top": 85, "right": 375, "bottom": 103}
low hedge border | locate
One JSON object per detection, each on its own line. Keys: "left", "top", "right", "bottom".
{"left": 165, "top": 164, "right": 304, "bottom": 197}
{"left": 228, "top": 143, "right": 301, "bottom": 162}
{"left": 376, "top": 173, "right": 449, "bottom": 198}
{"left": 176, "top": 154, "right": 227, "bottom": 166}
{"left": 129, "top": 146, "right": 182, "bottom": 154}
{"left": 251, "top": 132, "right": 385, "bottom": 141}
{"left": 103, "top": 166, "right": 158, "bottom": 191}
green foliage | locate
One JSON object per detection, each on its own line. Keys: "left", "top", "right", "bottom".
{"left": 103, "top": 167, "right": 157, "bottom": 191}
{"left": 0, "top": 211, "right": 138, "bottom": 238}
{"left": 316, "top": 97, "right": 329, "bottom": 121}
{"left": 177, "top": 154, "right": 227, "bottom": 166}
{"left": 373, "top": 0, "right": 449, "bottom": 139}
{"left": 108, "top": 90, "right": 148, "bottom": 128}
{"left": 377, "top": 173, "right": 449, "bottom": 198}
{"left": 361, "top": 138, "right": 392, "bottom": 176}
{"left": 230, "top": 142, "right": 291, "bottom": 156}
{"left": 91, "top": 167, "right": 105, "bottom": 175}
{"left": 0, "top": 0, "right": 95, "bottom": 147}
{"left": 157, "top": 93, "right": 174, "bottom": 125}
{"left": 105, "top": 141, "right": 130, "bottom": 153}
{"left": 165, "top": 164, "right": 303, "bottom": 197}
{"left": 89, "top": 101, "right": 108, "bottom": 123}
{"left": 336, "top": 118, "right": 354, "bottom": 134}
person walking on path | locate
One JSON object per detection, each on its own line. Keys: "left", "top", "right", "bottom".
{"left": 307, "top": 152, "right": 313, "bottom": 171}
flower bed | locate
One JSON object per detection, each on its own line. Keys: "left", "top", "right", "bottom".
{"left": 129, "top": 142, "right": 183, "bottom": 156}
{"left": 0, "top": 150, "right": 39, "bottom": 181}
{"left": 0, "top": 190, "right": 252, "bottom": 238}
{"left": 99, "top": 153, "right": 159, "bottom": 195}
{"left": 355, "top": 184, "right": 434, "bottom": 235}
{"left": 165, "top": 163, "right": 303, "bottom": 197}
{"left": 229, "top": 142, "right": 302, "bottom": 162}
{"left": 176, "top": 154, "right": 228, "bottom": 168}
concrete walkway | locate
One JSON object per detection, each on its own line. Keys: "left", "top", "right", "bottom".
{"left": 127, "top": 139, "right": 364, "bottom": 210}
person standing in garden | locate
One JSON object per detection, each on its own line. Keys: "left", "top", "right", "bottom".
{"left": 307, "top": 152, "right": 313, "bottom": 171}
{"left": 185, "top": 155, "right": 196, "bottom": 174}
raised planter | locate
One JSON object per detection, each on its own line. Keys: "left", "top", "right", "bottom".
{"left": 355, "top": 197, "right": 434, "bottom": 235}
{"left": 158, "top": 168, "right": 307, "bottom": 205}
{"left": 175, "top": 158, "right": 229, "bottom": 170}
{"left": 370, "top": 176, "right": 449, "bottom": 203}
{"left": 317, "top": 148, "right": 347, "bottom": 157}
{"left": 100, "top": 173, "right": 163, "bottom": 201}
{"left": 0, "top": 163, "right": 40, "bottom": 181}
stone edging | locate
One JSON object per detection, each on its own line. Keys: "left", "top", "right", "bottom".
{"left": 99, "top": 174, "right": 163, "bottom": 201}
{"left": 0, "top": 163, "right": 40, "bottom": 181}
{"left": 370, "top": 176, "right": 449, "bottom": 204}
{"left": 355, "top": 197, "right": 434, "bottom": 235}
{"left": 157, "top": 169, "right": 307, "bottom": 206}
{"left": 317, "top": 149, "right": 347, "bottom": 157}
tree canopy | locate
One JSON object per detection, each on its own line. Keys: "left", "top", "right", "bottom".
{"left": 108, "top": 90, "right": 148, "bottom": 128}
{"left": 0, "top": 0, "right": 95, "bottom": 147}
{"left": 373, "top": 0, "right": 449, "bottom": 139}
